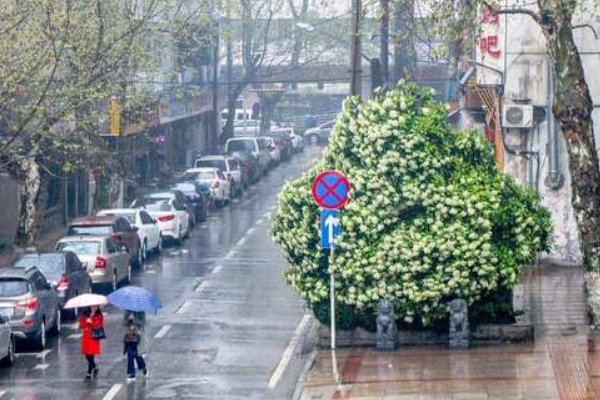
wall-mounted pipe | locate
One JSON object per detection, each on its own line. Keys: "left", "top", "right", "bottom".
{"left": 545, "top": 59, "right": 564, "bottom": 190}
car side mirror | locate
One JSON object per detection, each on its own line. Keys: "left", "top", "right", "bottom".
{"left": 132, "top": 226, "right": 139, "bottom": 232}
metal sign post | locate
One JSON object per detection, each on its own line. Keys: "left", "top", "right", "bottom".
{"left": 312, "top": 171, "right": 350, "bottom": 350}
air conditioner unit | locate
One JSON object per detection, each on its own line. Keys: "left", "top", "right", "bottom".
{"left": 503, "top": 104, "right": 534, "bottom": 128}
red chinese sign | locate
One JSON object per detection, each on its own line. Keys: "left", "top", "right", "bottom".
{"left": 476, "top": 6, "right": 504, "bottom": 85}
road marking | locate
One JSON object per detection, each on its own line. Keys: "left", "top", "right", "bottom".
{"left": 102, "top": 384, "right": 123, "bottom": 400}
{"left": 154, "top": 325, "right": 172, "bottom": 339}
{"left": 237, "top": 237, "right": 246, "bottom": 246}
{"left": 0, "top": 390, "right": 5, "bottom": 399}
{"left": 212, "top": 265, "right": 223, "bottom": 274}
{"left": 196, "top": 281, "right": 210, "bottom": 293}
{"left": 147, "top": 270, "right": 157, "bottom": 274}
{"left": 63, "top": 322, "right": 79, "bottom": 330}
{"left": 225, "top": 250, "right": 236, "bottom": 259}
{"left": 36, "top": 349, "right": 52, "bottom": 358}
{"left": 255, "top": 218, "right": 264, "bottom": 226}
{"left": 270, "top": 205, "right": 277, "bottom": 211}
{"left": 33, "top": 363, "right": 50, "bottom": 370}
{"left": 263, "top": 211, "right": 271, "bottom": 218}
{"left": 176, "top": 300, "right": 193, "bottom": 314}
{"left": 268, "top": 314, "right": 312, "bottom": 389}
{"left": 68, "top": 333, "right": 83, "bottom": 340}
{"left": 246, "top": 227, "right": 256, "bottom": 235}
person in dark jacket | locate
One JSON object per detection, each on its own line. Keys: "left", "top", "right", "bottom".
{"left": 80, "top": 307, "right": 103, "bottom": 380}
{"left": 123, "top": 323, "right": 147, "bottom": 382}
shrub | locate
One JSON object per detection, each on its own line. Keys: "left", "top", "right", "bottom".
{"left": 271, "top": 84, "right": 552, "bottom": 328}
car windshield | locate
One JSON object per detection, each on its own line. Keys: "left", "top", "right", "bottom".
{"left": 67, "top": 225, "right": 112, "bottom": 236}
{"left": 57, "top": 241, "right": 101, "bottom": 255}
{"left": 133, "top": 198, "right": 172, "bottom": 211}
{"left": 170, "top": 184, "right": 196, "bottom": 195}
{"left": 196, "top": 160, "right": 227, "bottom": 170}
{"left": 227, "top": 140, "right": 255, "bottom": 153}
{"left": 14, "top": 254, "right": 65, "bottom": 280}
{"left": 185, "top": 171, "right": 216, "bottom": 181}
{"left": 101, "top": 212, "right": 135, "bottom": 223}
{"left": 146, "top": 192, "right": 174, "bottom": 200}
{"left": 0, "top": 279, "right": 29, "bottom": 297}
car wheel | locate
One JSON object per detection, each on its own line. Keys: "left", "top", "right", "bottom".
{"left": 156, "top": 235, "right": 163, "bottom": 254}
{"left": 136, "top": 247, "right": 144, "bottom": 268}
{"left": 34, "top": 321, "right": 46, "bottom": 350}
{"left": 112, "top": 271, "right": 118, "bottom": 292}
{"left": 1, "top": 335, "right": 14, "bottom": 367}
{"left": 50, "top": 310, "right": 61, "bottom": 335}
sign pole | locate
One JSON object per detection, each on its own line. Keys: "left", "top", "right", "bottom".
{"left": 330, "top": 238, "right": 336, "bottom": 350}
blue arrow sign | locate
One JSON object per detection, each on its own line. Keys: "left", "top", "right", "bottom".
{"left": 321, "top": 210, "right": 341, "bottom": 249}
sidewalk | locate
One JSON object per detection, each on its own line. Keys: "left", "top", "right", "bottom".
{"left": 298, "top": 263, "right": 595, "bottom": 400}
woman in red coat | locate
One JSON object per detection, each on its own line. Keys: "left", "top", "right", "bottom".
{"left": 80, "top": 306, "right": 104, "bottom": 380}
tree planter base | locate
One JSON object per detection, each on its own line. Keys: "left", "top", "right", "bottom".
{"left": 318, "top": 323, "right": 534, "bottom": 348}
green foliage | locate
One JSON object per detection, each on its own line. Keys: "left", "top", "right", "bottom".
{"left": 271, "top": 84, "right": 553, "bottom": 328}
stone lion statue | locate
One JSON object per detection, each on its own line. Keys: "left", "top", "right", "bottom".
{"left": 447, "top": 298, "right": 469, "bottom": 348}
{"left": 376, "top": 300, "right": 398, "bottom": 351}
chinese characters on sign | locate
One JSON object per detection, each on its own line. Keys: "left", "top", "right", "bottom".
{"left": 476, "top": 6, "right": 504, "bottom": 85}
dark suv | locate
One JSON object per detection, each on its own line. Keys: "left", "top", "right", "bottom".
{"left": 68, "top": 216, "right": 142, "bottom": 268}
{"left": 14, "top": 252, "right": 92, "bottom": 316}
{"left": 0, "top": 267, "right": 61, "bottom": 349}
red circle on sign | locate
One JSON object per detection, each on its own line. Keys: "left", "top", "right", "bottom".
{"left": 312, "top": 170, "right": 350, "bottom": 209}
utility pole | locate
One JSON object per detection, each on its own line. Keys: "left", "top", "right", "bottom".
{"left": 380, "top": 0, "right": 389, "bottom": 85}
{"left": 350, "top": 0, "right": 362, "bottom": 98}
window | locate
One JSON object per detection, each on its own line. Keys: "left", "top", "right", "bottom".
{"left": 32, "top": 273, "right": 48, "bottom": 291}
{"left": 324, "top": 121, "right": 335, "bottom": 129}
{"left": 140, "top": 212, "right": 154, "bottom": 225}
{"left": 57, "top": 241, "right": 101, "bottom": 255}
{"left": 0, "top": 279, "right": 29, "bottom": 297}
{"left": 115, "top": 219, "right": 130, "bottom": 232}
{"left": 195, "top": 159, "right": 227, "bottom": 170}
{"left": 14, "top": 254, "right": 65, "bottom": 281}
{"left": 106, "top": 239, "right": 120, "bottom": 254}
{"left": 217, "top": 170, "right": 226, "bottom": 180}
{"left": 227, "top": 140, "right": 256, "bottom": 153}
{"left": 185, "top": 171, "right": 216, "bottom": 181}
{"left": 68, "top": 225, "right": 113, "bottom": 236}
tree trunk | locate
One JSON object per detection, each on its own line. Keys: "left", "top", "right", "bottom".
{"left": 16, "top": 158, "right": 48, "bottom": 247}
{"left": 259, "top": 91, "right": 284, "bottom": 131}
{"left": 393, "top": 0, "right": 415, "bottom": 82}
{"left": 380, "top": 0, "right": 390, "bottom": 84}
{"left": 541, "top": 4, "right": 600, "bottom": 271}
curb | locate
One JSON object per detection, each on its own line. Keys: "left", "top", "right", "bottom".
{"left": 291, "top": 348, "right": 317, "bottom": 400}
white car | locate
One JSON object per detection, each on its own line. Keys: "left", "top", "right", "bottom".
{"left": 130, "top": 195, "right": 191, "bottom": 244}
{"left": 233, "top": 119, "right": 261, "bottom": 136}
{"left": 0, "top": 315, "right": 14, "bottom": 367}
{"left": 97, "top": 209, "right": 162, "bottom": 258}
{"left": 194, "top": 155, "right": 243, "bottom": 197}
{"left": 225, "top": 137, "right": 270, "bottom": 176}
{"left": 261, "top": 137, "right": 281, "bottom": 165}
{"left": 185, "top": 167, "right": 231, "bottom": 206}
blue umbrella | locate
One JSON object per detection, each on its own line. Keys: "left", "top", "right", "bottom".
{"left": 107, "top": 286, "right": 162, "bottom": 312}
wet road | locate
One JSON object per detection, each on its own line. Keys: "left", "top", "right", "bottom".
{"left": 0, "top": 147, "right": 321, "bottom": 400}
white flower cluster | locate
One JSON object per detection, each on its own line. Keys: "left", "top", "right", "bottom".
{"left": 271, "top": 85, "right": 552, "bottom": 327}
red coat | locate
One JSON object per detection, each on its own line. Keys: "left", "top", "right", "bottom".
{"left": 80, "top": 312, "right": 104, "bottom": 355}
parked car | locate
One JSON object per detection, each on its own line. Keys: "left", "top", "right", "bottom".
{"left": 56, "top": 236, "right": 131, "bottom": 292}
{"left": 261, "top": 137, "right": 281, "bottom": 165}
{"left": 194, "top": 155, "right": 243, "bottom": 197}
{"left": 263, "top": 129, "right": 294, "bottom": 160}
{"left": 0, "top": 315, "right": 14, "bottom": 366}
{"left": 0, "top": 266, "right": 61, "bottom": 349}
{"left": 224, "top": 137, "right": 270, "bottom": 177}
{"left": 226, "top": 151, "right": 259, "bottom": 185}
{"left": 304, "top": 120, "right": 335, "bottom": 144}
{"left": 130, "top": 194, "right": 191, "bottom": 244}
{"left": 184, "top": 167, "right": 231, "bottom": 206}
{"left": 67, "top": 216, "right": 143, "bottom": 268}
{"left": 167, "top": 182, "right": 208, "bottom": 222}
{"left": 233, "top": 119, "right": 261, "bottom": 136}
{"left": 291, "top": 133, "right": 305, "bottom": 152}
{"left": 13, "top": 252, "right": 92, "bottom": 315}
{"left": 97, "top": 209, "right": 162, "bottom": 258}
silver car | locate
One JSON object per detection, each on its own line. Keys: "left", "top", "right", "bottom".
{"left": 0, "top": 313, "right": 14, "bottom": 366}
{"left": 56, "top": 236, "right": 131, "bottom": 292}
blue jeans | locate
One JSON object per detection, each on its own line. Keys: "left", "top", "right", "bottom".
{"left": 126, "top": 346, "right": 146, "bottom": 377}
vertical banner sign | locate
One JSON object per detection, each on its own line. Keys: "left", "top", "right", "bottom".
{"left": 109, "top": 97, "right": 121, "bottom": 136}
{"left": 476, "top": 6, "right": 504, "bottom": 86}
{"left": 312, "top": 171, "right": 350, "bottom": 350}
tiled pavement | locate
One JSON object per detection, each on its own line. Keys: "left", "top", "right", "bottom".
{"left": 299, "top": 263, "right": 597, "bottom": 400}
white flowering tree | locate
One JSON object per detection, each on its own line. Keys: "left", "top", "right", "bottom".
{"left": 271, "top": 84, "right": 553, "bottom": 328}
